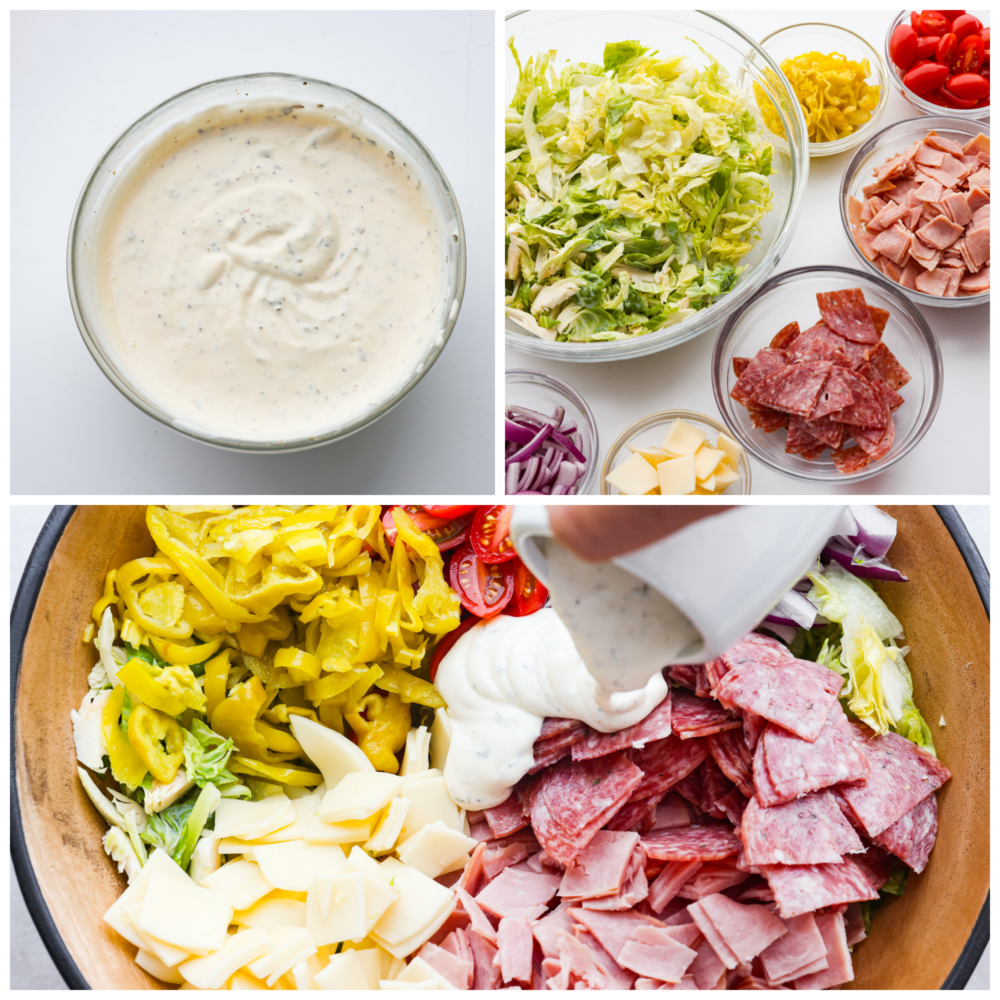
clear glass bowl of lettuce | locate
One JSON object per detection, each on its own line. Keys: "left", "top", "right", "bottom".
{"left": 504, "top": 10, "right": 810, "bottom": 362}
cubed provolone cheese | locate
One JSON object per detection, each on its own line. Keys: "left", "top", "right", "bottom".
{"left": 320, "top": 772, "right": 403, "bottom": 823}
{"left": 713, "top": 461, "right": 739, "bottom": 489}
{"left": 350, "top": 947, "right": 384, "bottom": 990}
{"left": 213, "top": 795, "right": 296, "bottom": 841}
{"left": 305, "top": 814, "right": 377, "bottom": 846}
{"left": 305, "top": 871, "right": 367, "bottom": 947}
{"left": 246, "top": 925, "right": 317, "bottom": 988}
{"left": 255, "top": 841, "right": 350, "bottom": 892}
{"left": 123, "top": 902, "right": 191, "bottom": 968}
{"left": 398, "top": 776, "right": 463, "bottom": 839}
{"left": 227, "top": 971, "right": 269, "bottom": 990}
{"left": 661, "top": 418, "right": 707, "bottom": 456}
{"left": 371, "top": 857, "right": 455, "bottom": 947}
{"left": 394, "top": 955, "right": 458, "bottom": 989}
{"left": 693, "top": 446, "right": 725, "bottom": 481}
{"left": 246, "top": 794, "right": 321, "bottom": 844}
{"left": 429, "top": 709, "right": 452, "bottom": 771}
{"left": 136, "top": 948, "right": 185, "bottom": 985}
{"left": 290, "top": 954, "right": 327, "bottom": 991}
{"left": 364, "top": 797, "right": 410, "bottom": 855}
{"left": 232, "top": 896, "right": 306, "bottom": 932}
{"left": 657, "top": 454, "right": 696, "bottom": 495}
{"left": 200, "top": 860, "right": 273, "bottom": 911}
{"left": 395, "top": 821, "right": 479, "bottom": 879}
{"left": 717, "top": 431, "right": 743, "bottom": 469}
{"left": 177, "top": 928, "right": 270, "bottom": 990}
{"left": 289, "top": 716, "right": 374, "bottom": 788}
{"left": 313, "top": 950, "right": 372, "bottom": 990}
{"left": 605, "top": 451, "right": 659, "bottom": 495}
{"left": 400, "top": 726, "right": 431, "bottom": 776}
{"left": 344, "top": 848, "right": 399, "bottom": 933}
{"left": 137, "top": 869, "right": 234, "bottom": 956}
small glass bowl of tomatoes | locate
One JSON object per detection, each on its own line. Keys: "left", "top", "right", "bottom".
{"left": 886, "top": 9, "right": 990, "bottom": 119}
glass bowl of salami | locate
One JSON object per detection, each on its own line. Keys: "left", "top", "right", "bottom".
{"left": 884, "top": 10, "right": 989, "bottom": 119}
{"left": 712, "top": 265, "right": 943, "bottom": 484}
{"left": 840, "top": 117, "right": 990, "bottom": 306}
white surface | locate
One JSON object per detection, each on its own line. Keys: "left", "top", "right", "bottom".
{"left": 9, "top": 504, "right": 990, "bottom": 989}
{"left": 504, "top": 9, "right": 990, "bottom": 495}
{"left": 11, "top": 10, "right": 494, "bottom": 494}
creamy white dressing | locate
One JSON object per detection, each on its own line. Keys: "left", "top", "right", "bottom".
{"left": 94, "top": 101, "right": 447, "bottom": 442}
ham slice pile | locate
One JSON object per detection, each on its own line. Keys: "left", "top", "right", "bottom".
{"left": 417, "top": 633, "right": 951, "bottom": 990}
{"left": 848, "top": 130, "right": 990, "bottom": 296}
{"left": 730, "top": 288, "right": 911, "bottom": 474}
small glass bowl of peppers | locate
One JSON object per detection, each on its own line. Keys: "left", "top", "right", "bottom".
{"left": 886, "top": 9, "right": 990, "bottom": 118}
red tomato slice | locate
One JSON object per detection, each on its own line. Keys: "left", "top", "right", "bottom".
{"left": 449, "top": 543, "right": 514, "bottom": 618}
{"left": 917, "top": 11, "right": 951, "bottom": 36}
{"left": 471, "top": 505, "right": 517, "bottom": 564}
{"left": 890, "top": 24, "right": 919, "bottom": 69}
{"left": 505, "top": 557, "right": 549, "bottom": 617}
{"left": 422, "top": 505, "right": 477, "bottom": 519}
{"left": 428, "top": 614, "right": 481, "bottom": 681}
{"left": 937, "top": 32, "right": 958, "bottom": 67}
{"left": 904, "top": 60, "right": 951, "bottom": 93}
{"left": 915, "top": 35, "right": 942, "bottom": 61}
{"left": 955, "top": 34, "right": 986, "bottom": 74}
{"left": 945, "top": 71, "right": 990, "bottom": 99}
{"left": 951, "top": 13, "right": 983, "bottom": 42}
{"left": 382, "top": 505, "right": 472, "bottom": 552}
{"left": 939, "top": 79, "right": 981, "bottom": 107}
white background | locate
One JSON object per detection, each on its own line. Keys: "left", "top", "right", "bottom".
{"left": 504, "top": 9, "right": 990, "bottom": 495}
{"left": 11, "top": 9, "right": 494, "bottom": 494}
{"left": 9, "top": 503, "right": 990, "bottom": 989}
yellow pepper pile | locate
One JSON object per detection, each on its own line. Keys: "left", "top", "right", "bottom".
{"left": 95, "top": 505, "right": 461, "bottom": 791}
{"left": 756, "top": 52, "right": 880, "bottom": 143}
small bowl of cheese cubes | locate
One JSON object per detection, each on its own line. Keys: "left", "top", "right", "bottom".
{"left": 601, "top": 411, "right": 751, "bottom": 496}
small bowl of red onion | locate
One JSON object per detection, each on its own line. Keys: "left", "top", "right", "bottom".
{"left": 505, "top": 369, "right": 599, "bottom": 495}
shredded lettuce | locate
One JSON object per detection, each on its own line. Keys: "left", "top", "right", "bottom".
{"left": 140, "top": 783, "right": 221, "bottom": 871}
{"left": 182, "top": 719, "right": 246, "bottom": 794}
{"left": 505, "top": 36, "right": 774, "bottom": 342}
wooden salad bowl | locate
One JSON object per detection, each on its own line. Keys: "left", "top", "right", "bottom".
{"left": 11, "top": 505, "right": 990, "bottom": 989}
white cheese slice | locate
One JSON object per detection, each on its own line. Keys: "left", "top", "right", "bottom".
{"left": 305, "top": 815, "right": 377, "bottom": 846}
{"left": 657, "top": 454, "right": 696, "bottom": 495}
{"left": 400, "top": 726, "right": 431, "bottom": 776}
{"left": 370, "top": 897, "right": 457, "bottom": 961}
{"left": 123, "top": 902, "right": 192, "bottom": 968}
{"left": 305, "top": 871, "right": 368, "bottom": 947}
{"left": 137, "top": 869, "right": 233, "bottom": 956}
{"left": 394, "top": 955, "right": 458, "bottom": 989}
{"left": 244, "top": 794, "right": 321, "bottom": 844}
{"left": 232, "top": 896, "right": 306, "bottom": 932}
{"left": 661, "top": 418, "right": 706, "bottom": 456}
{"left": 213, "top": 795, "right": 296, "bottom": 841}
{"left": 320, "top": 772, "right": 403, "bottom": 823}
{"left": 344, "top": 848, "right": 400, "bottom": 934}
{"left": 371, "top": 857, "right": 455, "bottom": 946}
{"left": 136, "top": 948, "right": 184, "bottom": 984}
{"left": 200, "top": 859, "right": 273, "bottom": 911}
{"left": 350, "top": 947, "right": 384, "bottom": 990}
{"left": 364, "top": 797, "right": 410, "bottom": 855}
{"left": 290, "top": 954, "right": 327, "bottom": 991}
{"left": 713, "top": 460, "right": 739, "bottom": 489}
{"left": 255, "top": 841, "right": 350, "bottom": 892}
{"left": 717, "top": 431, "right": 743, "bottom": 469}
{"left": 399, "top": 775, "right": 464, "bottom": 839}
{"left": 395, "top": 820, "right": 479, "bottom": 879}
{"left": 693, "top": 446, "right": 725, "bottom": 481}
{"left": 227, "top": 970, "right": 269, "bottom": 990}
{"left": 313, "top": 949, "right": 371, "bottom": 990}
{"left": 290, "top": 715, "right": 374, "bottom": 787}
{"left": 217, "top": 838, "right": 255, "bottom": 857}
{"left": 605, "top": 451, "right": 659, "bottom": 495}
{"left": 177, "top": 928, "right": 270, "bottom": 990}
{"left": 246, "top": 925, "right": 317, "bottom": 988}
{"left": 429, "top": 709, "right": 452, "bottom": 771}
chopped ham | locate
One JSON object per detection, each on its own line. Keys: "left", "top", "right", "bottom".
{"left": 869, "top": 223, "right": 912, "bottom": 265}
{"left": 941, "top": 191, "right": 973, "bottom": 227}
{"left": 483, "top": 840, "right": 530, "bottom": 879}
{"left": 468, "top": 928, "right": 502, "bottom": 990}
{"left": 961, "top": 266, "right": 990, "bottom": 292}
{"left": 648, "top": 860, "right": 703, "bottom": 913}
{"left": 418, "top": 940, "right": 474, "bottom": 988}
{"left": 914, "top": 178, "right": 944, "bottom": 203}
{"left": 559, "top": 830, "right": 640, "bottom": 901}
{"left": 758, "top": 912, "right": 828, "bottom": 985}
{"left": 494, "top": 916, "right": 534, "bottom": 984}
{"left": 689, "top": 893, "right": 787, "bottom": 970}
{"left": 570, "top": 906, "right": 666, "bottom": 962}
{"left": 475, "top": 867, "right": 562, "bottom": 920}
{"left": 792, "top": 912, "right": 854, "bottom": 989}
{"left": 543, "top": 929, "right": 611, "bottom": 989}
{"left": 455, "top": 886, "right": 499, "bottom": 945}
{"left": 965, "top": 225, "right": 990, "bottom": 269}
{"left": 967, "top": 185, "right": 990, "bottom": 214}
{"left": 689, "top": 936, "right": 728, "bottom": 990}
{"left": 925, "top": 133, "right": 966, "bottom": 158}
{"left": 618, "top": 926, "right": 699, "bottom": 982}
{"left": 916, "top": 214, "right": 965, "bottom": 249}
{"left": 867, "top": 201, "right": 911, "bottom": 232}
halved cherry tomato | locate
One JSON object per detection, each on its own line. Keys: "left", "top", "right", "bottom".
{"left": 505, "top": 557, "right": 549, "bottom": 617}
{"left": 945, "top": 71, "right": 991, "bottom": 98}
{"left": 890, "top": 24, "right": 920, "bottom": 69}
{"left": 951, "top": 13, "right": 983, "bottom": 41}
{"left": 915, "top": 35, "right": 942, "bottom": 61}
{"left": 939, "top": 79, "right": 981, "bottom": 106}
{"left": 911, "top": 11, "right": 921, "bottom": 30}
{"left": 449, "top": 542, "right": 514, "bottom": 618}
{"left": 937, "top": 32, "right": 958, "bottom": 67}
{"left": 422, "top": 505, "right": 476, "bottom": 519}
{"left": 428, "top": 614, "right": 481, "bottom": 681}
{"left": 471, "top": 505, "right": 517, "bottom": 564}
{"left": 904, "top": 60, "right": 951, "bottom": 93}
{"left": 916, "top": 11, "right": 951, "bottom": 36}
{"left": 382, "top": 505, "right": 472, "bottom": 552}
{"left": 955, "top": 33, "right": 986, "bottom": 74}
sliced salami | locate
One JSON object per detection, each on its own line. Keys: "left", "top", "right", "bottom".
{"left": 707, "top": 729, "right": 755, "bottom": 799}
{"left": 831, "top": 443, "right": 871, "bottom": 475}
{"left": 785, "top": 416, "right": 823, "bottom": 457}
{"left": 851, "top": 844, "right": 895, "bottom": 891}
{"left": 865, "top": 340, "right": 911, "bottom": 391}
{"left": 872, "top": 792, "right": 938, "bottom": 874}
{"left": 730, "top": 348, "right": 790, "bottom": 407}
{"left": 750, "top": 360, "right": 833, "bottom": 418}
{"left": 667, "top": 664, "right": 699, "bottom": 691}
{"left": 716, "top": 788, "right": 749, "bottom": 828}
{"left": 740, "top": 790, "right": 865, "bottom": 867}
{"left": 641, "top": 822, "right": 741, "bottom": 862}
{"left": 816, "top": 288, "right": 880, "bottom": 344}
{"left": 716, "top": 641, "right": 844, "bottom": 743}
{"left": 791, "top": 323, "right": 871, "bottom": 369}
{"left": 760, "top": 858, "right": 879, "bottom": 919}
{"left": 836, "top": 728, "right": 951, "bottom": 837}
{"left": 573, "top": 691, "right": 673, "bottom": 761}
{"left": 748, "top": 406, "right": 789, "bottom": 433}
{"left": 530, "top": 719, "right": 589, "bottom": 773}
{"left": 826, "top": 369, "right": 887, "bottom": 429}
{"left": 733, "top": 357, "right": 752, "bottom": 379}
{"left": 485, "top": 795, "right": 531, "bottom": 839}
{"left": 803, "top": 413, "right": 848, "bottom": 451}
{"left": 630, "top": 734, "right": 709, "bottom": 803}
{"left": 770, "top": 321, "right": 801, "bottom": 350}
{"left": 698, "top": 758, "right": 735, "bottom": 820}
{"left": 672, "top": 691, "right": 742, "bottom": 740}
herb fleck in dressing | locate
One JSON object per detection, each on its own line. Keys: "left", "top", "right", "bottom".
{"left": 95, "top": 103, "right": 445, "bottom": 441}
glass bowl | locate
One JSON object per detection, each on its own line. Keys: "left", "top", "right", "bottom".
{"left": 839, "top": 116, "right": 990, "bottom": 309}
{"left": 758, "top": 22, "right": 890, "bottom": 157}
{"left": 505, "top": 369, "right": 599, "bottom": 495}
{"left": 712, "top": 265, "right": 942, "bottom": 484}
{"left": 67, "top": 73, "right": 466, "bottom": 453}
{"left": 601, "top": 410, "right": 752, "bottom": 496}
{"left": 504, "top": 9, "right": 810, "bottom": 363}
{"left": 885, "top": 10, "right": 990, "bottom": 120}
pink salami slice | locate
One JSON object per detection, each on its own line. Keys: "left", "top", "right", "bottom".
{"left": 572, "top": 692, "right": 673, "bottom": 761}
{"left": 851, "top": 844, "right": 895, "bottom": 891}
{"left": 858, "top": 361, "right": 905, "bottom": 411}
{"left": 758, "top": 701, "right": 871, "bottom": 807}
{"left": 791, "top": 323, "right": 872, "bottom": 369}
{"left": 730, "top": 348, "right": 790, "bottom": 407}
{"left": 668, "top": 664, "right": 699, "bottom": 691}
{"left": 741, "top": 790, "right": 865, "bottom": 867}
{"left": 485, "top": 795, "right": 531, "bottom": 839}
{"left": 672, "top": 691, "right": 742, "bottom": 740}
{"left": 706, "top": 729, "right": 755, "bottom": 799}
{"left": 803, "top": 413, "right": 848, "bottom": 451}
{"left": 750, "top": 360, "right": 833, "bottom": 418}
{"left": 770, "top": 321, "right": 801, "bottom": 350}
{"left": 748, "top": 406, "right": 789, "bottom": 433}
{"left": 837, "top": 728, "right": 950, "bottom": 837}
{"left": 641, "top": 823, "right": 741, "bottom": 862}
{"left": 865, "top": 340, "right": 910, "bottom": 391}
{"left": 715, "top": 644, "right": 844, "bottom": 743}
{"left": 872, "top": 792, "right": 938, "bottom": 874}
{"left": 831, "top": 443, "right": 871, "bottom": 475}
{"left": 816, "top": 288, "right": 880, "bottom": 344}
{"left": 810, "top": 371, "right": 856, "bottom": 422}
{"left": 699, "top": 758, "right": 735, "bottom": 820}
{"left": 733, "top": 357, "right": 752, "bottom": 379}
{"left": 530, "top": 720, "right": 589, "bottom": 773}
{"left": 826, "top": 370, "right": 886, "bottom": 429}
{"left": 785, "top": 416, "right": 823, "bottom": 457}
{"left": 760, "top": 858, "right": 879, "bottom": 919}
{"left": 716, "top": 787, "right": 749, "bottom": 828}
{"left": 629, "top": 734, "right": 709, "bottom": 803}
{"left": 606, "top": 795, "right": 659, "bottom": 834}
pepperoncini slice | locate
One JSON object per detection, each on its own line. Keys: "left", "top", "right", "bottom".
{"left": 117, "top": 558, "right": 193, "bottom": 640}
{"left": 345, "top": 691, "right": 411, "bottom": 773}
{"left": 181, "top": 588, "right": 226, "bottom": 635}
{"left": 376, "top": 664, "right": 447, "bottom": 709}
{"left": 117, "top": 657, "right": 207, "bottom": 716}
{"left": 273, "top": 647, "right": 322, "bottom": 684}
{"left": 204, "top": 649, "right": 232, "bottom": 722}
{"left": 211, "top": 677, "right": 299, "bottom": 764}
{"left": 149, "top": 634, "right": 225, "bottom": 666}
{"left": 127, "top": 704, "right": 185, "bottom": 783}
{"left": 101, "top": 686, "right": 148, "bottom": 789}
{"left": 91, "top": 569, "right": 119, "bottom": 626}
{"left": 228, "top": 756, "right": 323, "bottom": 786}
{"left": 261, "top": 704, "right": 318, "bottom": 726}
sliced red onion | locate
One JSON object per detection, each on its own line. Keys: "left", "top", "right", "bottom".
{"left": 506, "top": 463, "right": 520, "bottom": 495}
{"left": 822, "top": 540, "right": 908, "bottom": 582}
{"left": 550, "top": 428, "right": 586, "bottom": 463}
{"left": 766, "top": 590, "right": 818, "bottom": 629}
{"left": 505, "top": 423, "right": 554, "bottom": 466}
{"left": 836, "top": 505, "right": 896, "bottom": 560}
{"left": 505, "top": 400, "right": 589, "bottom": 495}
{"left": 505, "top": 418, "right": 536, "bottom": 446}
{"left": 759, "top": 622, "right": 797, "bottom": 645}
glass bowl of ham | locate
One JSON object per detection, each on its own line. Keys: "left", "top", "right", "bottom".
{"left": 712, "top": 265, "right": 943, "bottom": 484}
{"left": 840, "top": 116, "right": 990, "bottom": 306}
